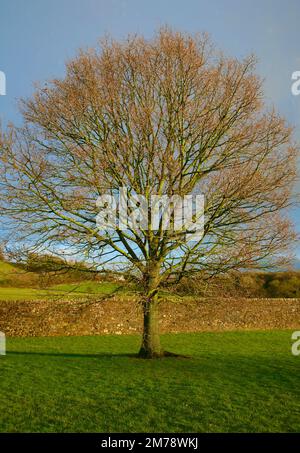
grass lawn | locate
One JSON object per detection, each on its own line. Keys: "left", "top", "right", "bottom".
{"left": 0, "top": 287, "right": 60, "bottom": 301}
{"left": 0, "top": 331, "right": 299, "bottom": 432}
{"left": 50, "top": 281, "right": 127, "bottom": 295}
{"left": 0, "top": 287, "right": 87, "bottom": 301}
{"left": 0, "top": 281, "right": 128, "bottom": 301}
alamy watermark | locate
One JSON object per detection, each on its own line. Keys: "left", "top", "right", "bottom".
{"left": 96, "top": 187, "right": 204, "bottom": 241}
{"left": 0, "top": 331, "right": 5, "bottom": 355}
{"left": 291, "top": 331, "right": 300, "bottom": 356}
{"left": 0, "top": 71, "right": 6, "bottom": 96}
{"left": 291, "top": 71, "right": 300, "bottom": 96}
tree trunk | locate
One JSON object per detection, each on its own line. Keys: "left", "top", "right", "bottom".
{"left": 138, "top": 266, "right": 163, "bottom": 358}
{"left": 138, "top": 293, "right": 163, "bottom": 358}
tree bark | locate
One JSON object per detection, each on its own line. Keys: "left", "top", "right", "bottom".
{"left": 138, "top": 266, "right": 163, "bottom": 358}
{"left": 138, "top": 293, "right": 163, "bottom": 358}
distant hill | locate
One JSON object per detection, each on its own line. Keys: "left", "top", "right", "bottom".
{"left": 0, "top": 260, "right": 19, "bottom": 285}
{"left": 0, "top": 260, "right": 40, "bottom": 287}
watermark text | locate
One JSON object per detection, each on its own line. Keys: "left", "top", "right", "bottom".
{"left": 0, "top": 71, "right": 6, "bottom": 96}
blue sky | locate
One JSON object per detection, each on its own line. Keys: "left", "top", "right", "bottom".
{"left": 0, "top": 0, "right": 299, "bottom": 254}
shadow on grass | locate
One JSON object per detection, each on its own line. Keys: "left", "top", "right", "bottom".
{"left": 7, "top": 351, "right": 138, "bottom": 359}
{"left": 7, "top": 350, "right": 191, "bottom": 359}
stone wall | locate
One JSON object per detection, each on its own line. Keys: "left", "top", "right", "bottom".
{"left": 0, "top": 296, "right": 299, "bottom": 336}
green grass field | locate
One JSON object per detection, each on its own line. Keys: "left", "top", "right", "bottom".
{"left": 51, "top": 281, "right": 127, "bottom": 295}
{"left": 0, "top": 331, "right": 299, "bottom": 432}
{"left": 0, "top": 281, "right": 128, "bottom": 300}
{"left": 0, "top": 259, "right": 130, "bottom": 300}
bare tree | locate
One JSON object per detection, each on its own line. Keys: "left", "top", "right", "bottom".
{"left": 0, "top": 29, "right": 298, "bottom": 357}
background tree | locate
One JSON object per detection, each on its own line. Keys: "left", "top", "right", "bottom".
{"left": 0, "top": 29, "right": 298, "bottom": 357}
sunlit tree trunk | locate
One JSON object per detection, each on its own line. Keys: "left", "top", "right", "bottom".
{"left": 138, "top": 266, "right": 163, "bottom": 358}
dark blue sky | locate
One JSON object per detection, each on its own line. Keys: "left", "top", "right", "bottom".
{"left": 0, "top": 0, "right": 299, "bottom": 254}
